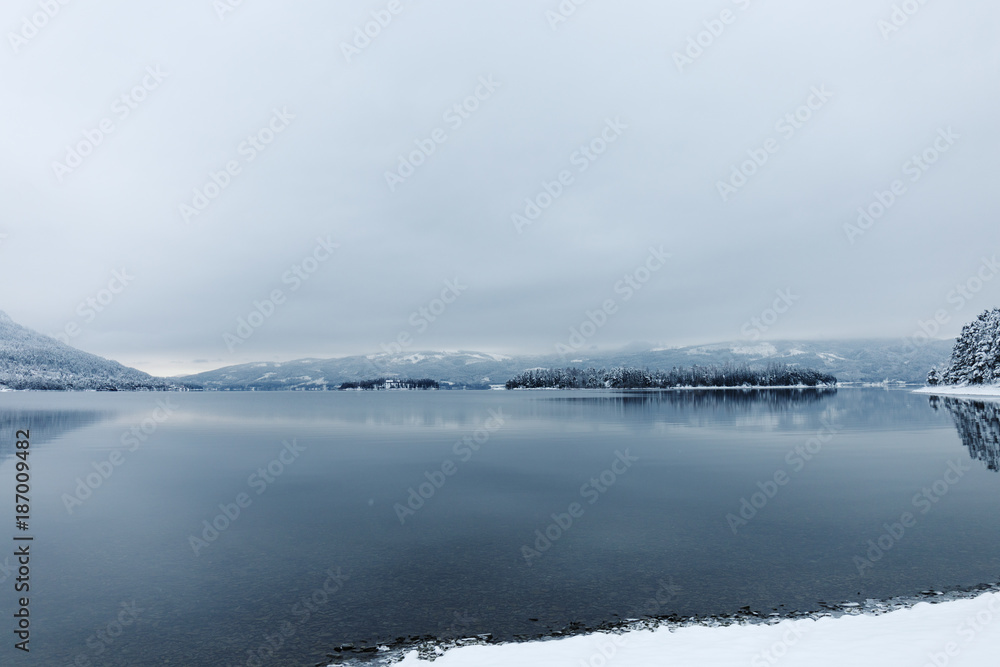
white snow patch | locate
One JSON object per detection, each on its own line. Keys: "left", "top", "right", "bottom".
{"left": 730, "top": 343, "right": 778, "bottom": 357}
{"left": 914, "top": 384, "right": 1000, "bottom": 397}
{"left": 817, "top": 352, "right": 848, "bottom": 363}
{"left": 384, "top": 591, "right": 1000, "bottom": 667}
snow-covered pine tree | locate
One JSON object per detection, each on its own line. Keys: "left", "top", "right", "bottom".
{"left": 940, "top": 307, "right": 1000, "bottom": 385}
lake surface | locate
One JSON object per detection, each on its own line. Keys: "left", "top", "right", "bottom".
{"left": 1, "top": 388, "right": 999, "bottom": 666}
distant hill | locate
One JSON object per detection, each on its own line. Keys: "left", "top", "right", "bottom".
{"left": 179, "top": 339, "right": 954, "bottom": 390}
{"left": 0, "top": 311, "right": 174, "bottom": 390}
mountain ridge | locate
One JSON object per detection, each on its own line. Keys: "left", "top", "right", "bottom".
{"left": 0, "top": 311, "right": 956, "bottom": 390}
{"left": 179, "top": 338, "right": 954, "bottom": 390}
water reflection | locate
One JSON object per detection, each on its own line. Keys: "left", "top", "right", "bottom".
{"left": 540, "top": 388, "right": 839, "bottom": 430}
{"left": 930, "top": 396, "right": 1000, "bottom": 472}
{"left": 548, "top": 388, "right": 836, "bottom": 406}
{"left": 0, "top": 409, "right": 112, "bottom": 463}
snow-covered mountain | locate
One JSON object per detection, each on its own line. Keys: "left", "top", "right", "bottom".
{"left": 0, "top": 307, "right": 953, "bottom": 391}
{"left": 180, "top": 339, "right": 953, "bottom": 390}
{"left": 0, "top": 311, "right": 172, "bottom": 390}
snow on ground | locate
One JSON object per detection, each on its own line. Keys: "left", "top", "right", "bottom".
{"left": 914, "top": 384, "right": 1000, "bottom": 397}
{"left": 383, "top": 590, "right": 1000, "bottom": 667}
{"left": 730, "top": 343, "right": 779, "bottom": 357}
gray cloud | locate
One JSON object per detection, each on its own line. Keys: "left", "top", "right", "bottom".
{"left": 2, "top": 0, "right": 999, "bottom": 375}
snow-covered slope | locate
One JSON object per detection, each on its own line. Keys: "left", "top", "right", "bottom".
{"left": 0, "top": 310, "right": 171, "bottom": 390}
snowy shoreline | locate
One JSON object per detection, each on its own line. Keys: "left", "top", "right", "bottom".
{"left": 913, "top": 384, "right": 1000, "bottom": 398}
{"left": 331, "top": 584, "right": 1000, "bottom": 666}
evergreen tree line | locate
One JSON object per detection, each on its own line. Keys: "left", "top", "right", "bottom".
{"left": 338, "top": 378, "right": 439, "bottom": 390}
{"left": 928, "top": 307, "right": 1000, "bottom": 386}
{"left": 505, "top": 363, "right": 836, "bottom": 390}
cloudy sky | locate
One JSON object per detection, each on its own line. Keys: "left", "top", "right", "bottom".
{"left": 1, "top": 0, "right": 998, "bottom": 376}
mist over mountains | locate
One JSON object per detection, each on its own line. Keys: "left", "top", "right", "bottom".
{"left": 0, "top": 311, "right": 954, "bottom": 390}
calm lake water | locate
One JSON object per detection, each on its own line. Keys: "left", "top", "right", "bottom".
{"left": 1, "top": 388, "right": 999, "bottom": 665}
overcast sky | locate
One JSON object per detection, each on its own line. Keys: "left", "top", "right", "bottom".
{"left": 2, "top": 0, "right": 998, "bottom": 376}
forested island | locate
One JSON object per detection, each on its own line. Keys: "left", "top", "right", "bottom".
{"left": 338, "top": 378, "right": 439, "bottom": 390}
{"left": 505, "top": 363, "right": 837, "bottom": 390}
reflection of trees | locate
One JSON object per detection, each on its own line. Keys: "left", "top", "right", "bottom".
{"left": 542, "top": 388, "right": 839, "bottom": 431}
{"left": 551, "top": 388, "right": 837, "bottom": 411}
{"left": 929, "top": 397, "right": 1000, "bottom": 472}
{"left": 0, "top": 410, "right": 111, "bottom": 465}
{"left": 655, "top": 388, "right": 836, "bottom": 410}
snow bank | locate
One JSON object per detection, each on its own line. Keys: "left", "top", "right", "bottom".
{"left": 384, "top": 590, "right": 1000, "bottom": 667}
{"left": 914, "top": 384, "right": 1000, "bottom": 398}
